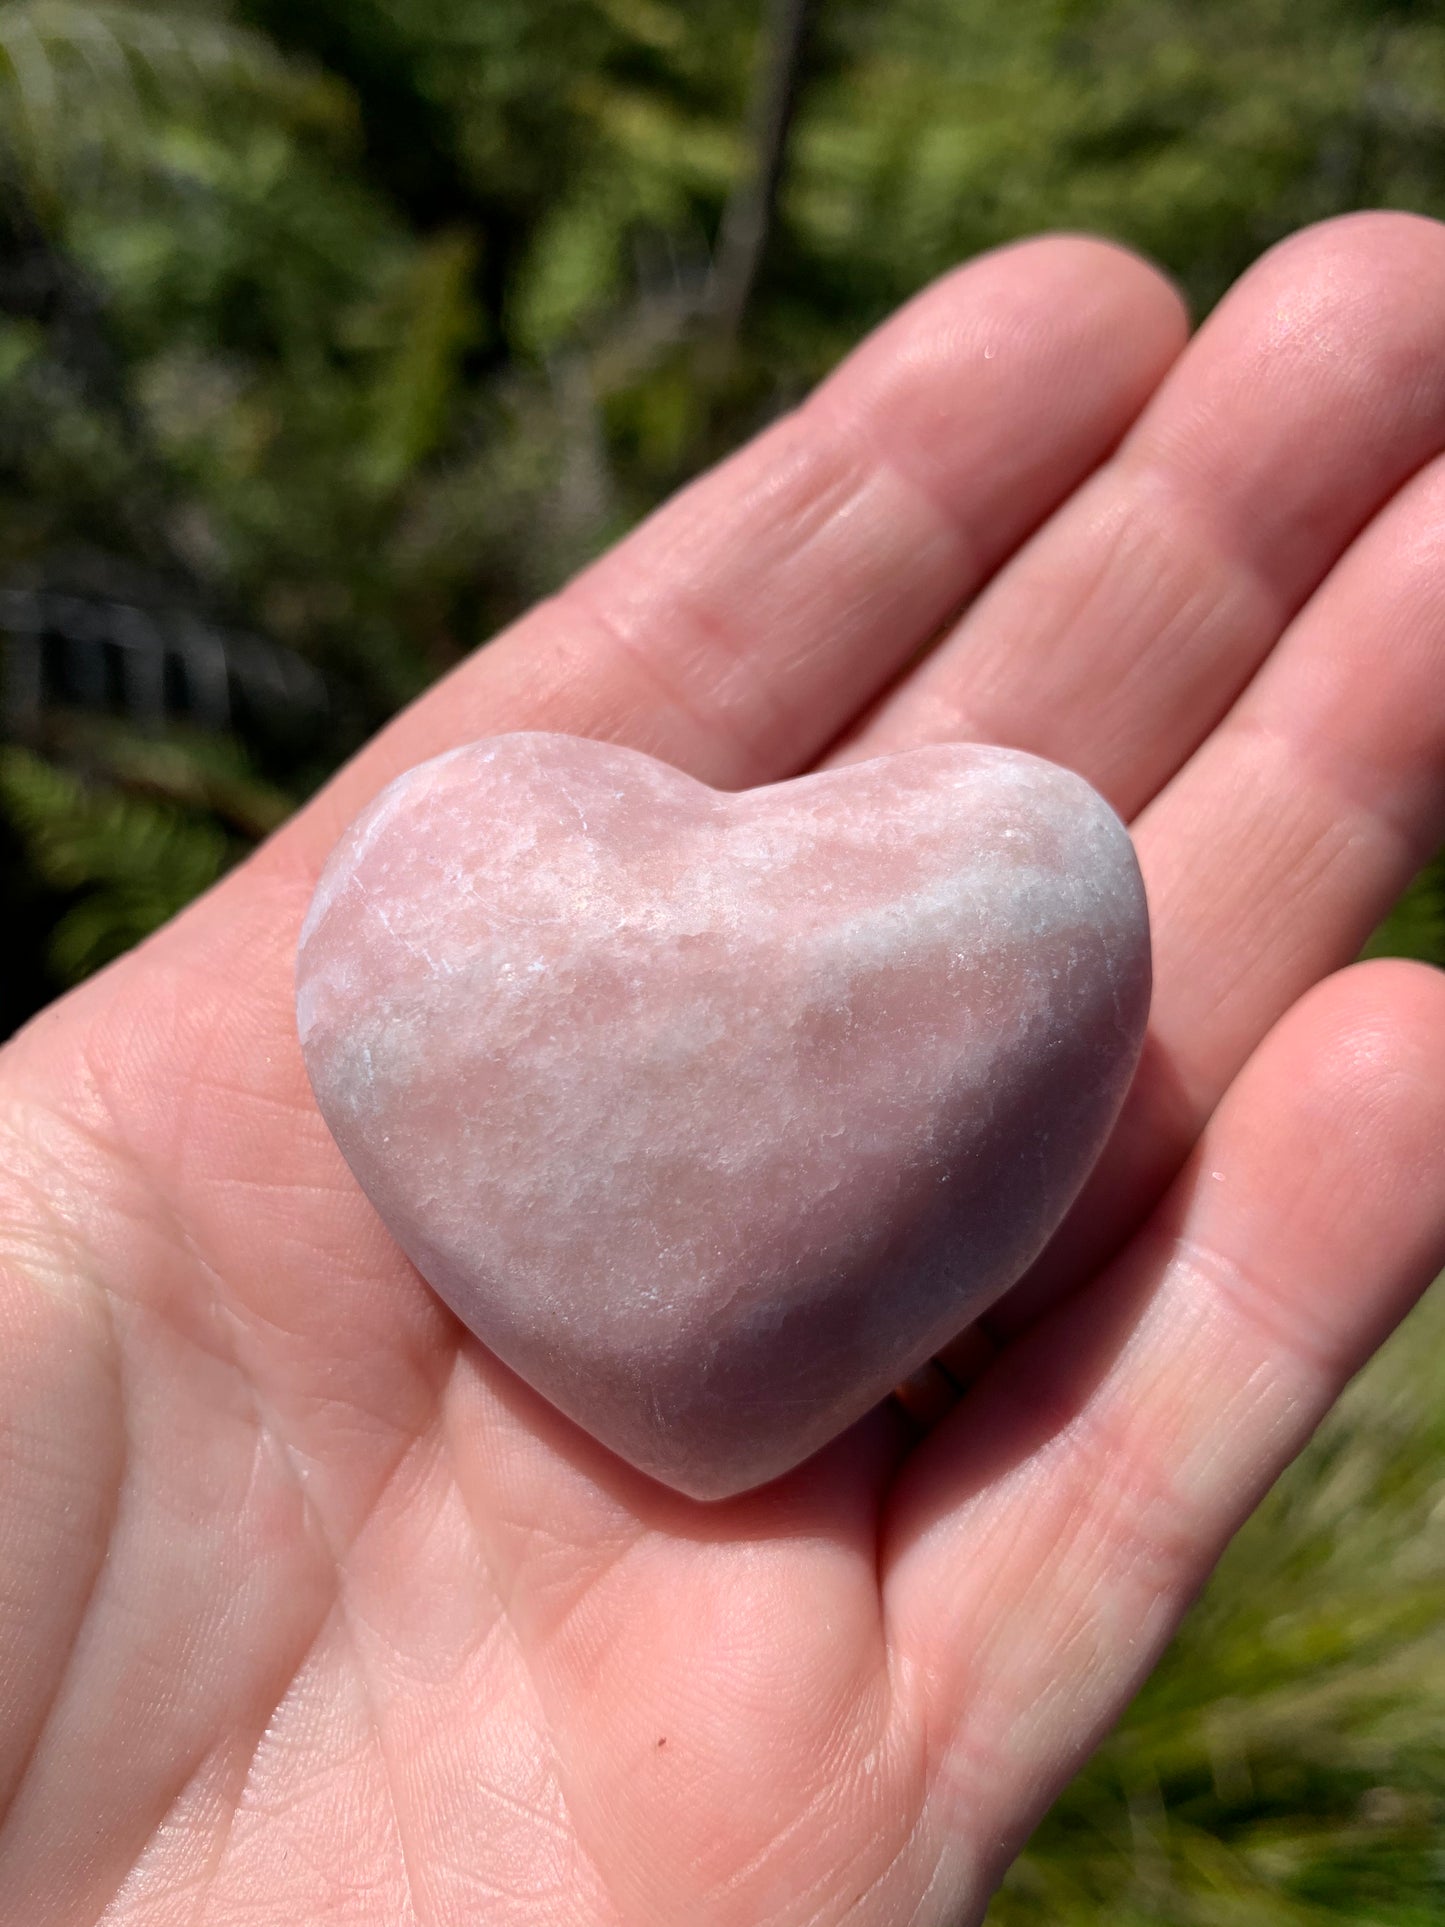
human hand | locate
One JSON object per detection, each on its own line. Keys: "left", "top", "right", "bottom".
{"left": 2, "top": 213, "right": 1443, "bottom": 1926}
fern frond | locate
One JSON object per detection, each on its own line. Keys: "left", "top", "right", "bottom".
{"left": 0, "top": 743, "right": 231, "bottom": 978}
{"left": 0, "top": 0, "right": 353, "bottom": 191}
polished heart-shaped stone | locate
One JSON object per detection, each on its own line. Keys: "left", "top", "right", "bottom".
{"left": 296, "top": 733, "right": 1150, "bottom": 1498}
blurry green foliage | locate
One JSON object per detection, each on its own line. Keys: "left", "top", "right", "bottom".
{"left": 0, "top": 8, "right": 1443, "bottom": 1909}
{"left": 0, "top": 741, "right": 233, "bottom": 976}
{"left": 1363, "top": 863, "right": 1445, "bottom": 973}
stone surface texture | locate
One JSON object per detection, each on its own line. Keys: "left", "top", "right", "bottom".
{"left": 297, "top": 733, "right": 1150, "bottom": 1499}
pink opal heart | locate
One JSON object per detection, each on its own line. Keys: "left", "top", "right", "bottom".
{"left": 296, "top": 733, "right": 1150, "bottom": 1498}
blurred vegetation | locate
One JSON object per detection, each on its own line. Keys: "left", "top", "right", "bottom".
{"left": 0, "top": 1, "right": 1442, "bottom": 1918}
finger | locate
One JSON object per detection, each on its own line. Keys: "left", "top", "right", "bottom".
{"left": 834, "top": 212, "right": 1445, "bottom": 823}
{"left": 997, "top": 437, "right": 1445, "bottom": 1331}
{"left": 271, "top": 237, "right": 1185, "bottom": 872}
{"left": 882, "top": 959, "right": 1445, "bottom": 1875}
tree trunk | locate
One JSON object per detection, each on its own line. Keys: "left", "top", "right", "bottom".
{"left": 707, "top": 0, "right": 815, "bottom": 341}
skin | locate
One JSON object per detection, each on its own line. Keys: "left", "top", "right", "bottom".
{"left": 0, "top": 210, "right": 1443, "bottom": 1925}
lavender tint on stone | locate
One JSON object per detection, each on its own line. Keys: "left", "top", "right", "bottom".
{"left": 297, "top": 733, "right": 1151, "bottom": 1498}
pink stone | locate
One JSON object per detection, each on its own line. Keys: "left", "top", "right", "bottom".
{"left": 297, "top": 734, "right": 1149, "bottom": 1499}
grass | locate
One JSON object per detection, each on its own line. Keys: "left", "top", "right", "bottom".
{"left": 991, "top": 1276, "right": 1445, "bottom": 1925}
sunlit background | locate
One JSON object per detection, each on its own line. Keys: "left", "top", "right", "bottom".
{"left": 1, "top": 0, "right": 1443, "bottom": 1916}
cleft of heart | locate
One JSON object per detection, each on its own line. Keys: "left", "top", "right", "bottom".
{"left": 296, "top": 731, "right": 1150, "bottom": 1498}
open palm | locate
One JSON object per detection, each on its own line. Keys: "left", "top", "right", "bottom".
{"left": 3, "top": 214, "right": 1444, "bottom": 1927}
